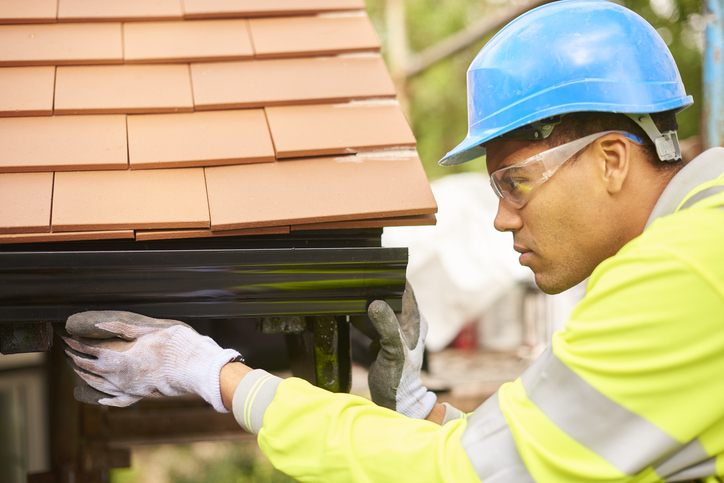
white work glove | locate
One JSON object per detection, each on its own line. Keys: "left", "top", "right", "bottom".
{"left": 62, "top": 311, "right": 241, "bottom": 412}
{"left": 367, "top": 282, "right": 437, "bottom": 419}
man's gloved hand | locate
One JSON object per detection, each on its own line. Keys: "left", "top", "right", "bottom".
{"left": 62, "top": 311, "right": 241, "bottom": 412}
{"left": 367, "top": 283, "right": 437, "bottom": 419}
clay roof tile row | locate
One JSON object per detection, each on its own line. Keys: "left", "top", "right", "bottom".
{"left": 0, "top": 0, "right": 436, "bottom": 244}
{"left": 0, "top": 0, "right": 368, "bottom": 24}
{"left": 1, "top": 41, "right": 390, "bottom": 116}
{"left": 0, "top": 103, "right": 414, "bottom": 172}
{"left": 0, "top": 15, "right": 378, "bottom": 66}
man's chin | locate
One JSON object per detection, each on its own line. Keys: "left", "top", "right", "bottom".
{"left": 533, "top": 273, "right": 573, "bottom": 295}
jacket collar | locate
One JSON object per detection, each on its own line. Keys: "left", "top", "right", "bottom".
{"left": 645, "top": 147, "right": 724, "bottom": 229}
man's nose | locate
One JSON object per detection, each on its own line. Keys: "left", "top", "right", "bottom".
{"left": 493, "top": 199, "right": 523, "bottom": 233}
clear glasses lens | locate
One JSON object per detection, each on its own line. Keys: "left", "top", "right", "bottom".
{"left": 489, "top": 130, "right": 632, "bottom": 208}
{"left": 492, "top": 159, "right": 549, "bottom": 208}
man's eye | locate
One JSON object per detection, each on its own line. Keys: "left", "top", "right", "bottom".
{"left": 501, "top": 173, "right": 530, "bottom": 193}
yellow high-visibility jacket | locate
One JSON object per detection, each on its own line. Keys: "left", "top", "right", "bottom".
{"left": 232, "top": 147, "right": 724, "bottom": 483}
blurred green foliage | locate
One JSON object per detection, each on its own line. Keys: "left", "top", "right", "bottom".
{"left": 366, "top": 0, "right": 704, "bottom": 180}
{"left": 110, "top": 441, "right": 298, "bottom": 483}
{"left": 166, "top": 445, "right": 295, "bottom": 483}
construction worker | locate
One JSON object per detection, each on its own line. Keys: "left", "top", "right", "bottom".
{"left": 62, "top": 0, "right": 724, "bottom": 481}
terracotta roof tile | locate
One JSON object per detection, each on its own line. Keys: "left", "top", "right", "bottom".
{"left": 0, "top": 230, "right": 134, "bottom": 244}
{"left": 249, "top": 15, "right": 379, "bottom": 59}
{"left": 0, "top": 115, "right": 127, "bottom": 172}
{"left": 191, "top": 55, "right": 395, "bottom": 110}
{"left": 0, "top": 3, "right": 437, "bottom": 244}
{"left": 0, "top": 0, "right": 58, "bottom": 24}
{"left": 0, "top": 66, "right": 55, "bottom": 116}
{"left": 57, "top": 0, "right": 183, "bottom": 22}
{"left": 55, "top": 64, "right": 194, "bottom": 114}
{"left": 52, "top": 168, "right": 210, "bottom": 231}
{"left": 123, "top": 19, "right": 253, "bottom": 64}
{"left": 135, "top": 226, "right": 289, "bottom": 241}
{"left": 266, "top": 102, "right": 416, "bottom": 158}
{"left": 127, "top": 109, "right": 274, "bottom": 169}
{"left": 204, "top": 152, "right": 436, "bottom": 230}
{"left": 0, "top": 22, "right": 122, "bottom": 66}
{"left": 0, "top": 172, "right": 54, "bottom": 233}
{"left": 183, "top": 0, "right": 365, "bottom": 19}
{"left": 291, "top": 213, "right": 436, "bottom": 231}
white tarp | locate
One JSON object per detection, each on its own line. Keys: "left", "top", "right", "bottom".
{"left": 382, "top": 172, "right": 534, "bottom": 352}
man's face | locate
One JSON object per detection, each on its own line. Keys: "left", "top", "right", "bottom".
{"left": 486, "top": 137, "right": 625, "bottom": 294}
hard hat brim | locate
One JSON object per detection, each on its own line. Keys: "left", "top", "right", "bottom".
{"left": 439, "top": 95, "right": 693, "bottom": 167}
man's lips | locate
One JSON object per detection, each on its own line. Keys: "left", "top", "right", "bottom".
{"left": 513, "top": 244, "right": 531, "bottom": 254}
{"left": 514, "top": 245, "right": 533, "bottom": 265}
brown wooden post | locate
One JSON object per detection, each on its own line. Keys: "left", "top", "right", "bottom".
{"left": 45, "top": 329, "right": 130, "bottom": 483}
{"left": 47, "top": 329, "right": 81, "bottom": 483}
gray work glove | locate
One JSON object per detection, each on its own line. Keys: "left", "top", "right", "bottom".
{"left": 367, "top": 283, "right": 437, "bottom": 419}
{"left": 62, "top": 311, "right": 241, "bottom": 412}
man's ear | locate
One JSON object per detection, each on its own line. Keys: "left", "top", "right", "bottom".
{"left": 596, "top": 135, "right": 630, "bottom": 195}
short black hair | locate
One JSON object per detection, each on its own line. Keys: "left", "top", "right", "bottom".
{"left": 543, "top": 110, "right": 682, "bottom": 171}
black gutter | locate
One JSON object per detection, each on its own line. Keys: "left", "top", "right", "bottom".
{"left": 0, "top": 245, "right": 408, "bottom": 323}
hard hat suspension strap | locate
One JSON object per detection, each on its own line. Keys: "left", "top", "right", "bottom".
{"left": 626, "top": 113, "right": 682, "bottom": 162}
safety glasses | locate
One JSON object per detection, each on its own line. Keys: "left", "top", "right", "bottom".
{"left": 489, "top": 130, "right": 641, "bottom": 208}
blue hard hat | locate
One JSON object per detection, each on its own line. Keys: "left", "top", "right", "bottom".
{"left": 439, "top": 0, "right": 694, "bottom": 166}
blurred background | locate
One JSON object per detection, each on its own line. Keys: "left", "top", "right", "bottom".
{"left": 1, "top": 1, "right": 710, "bottom": 481}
